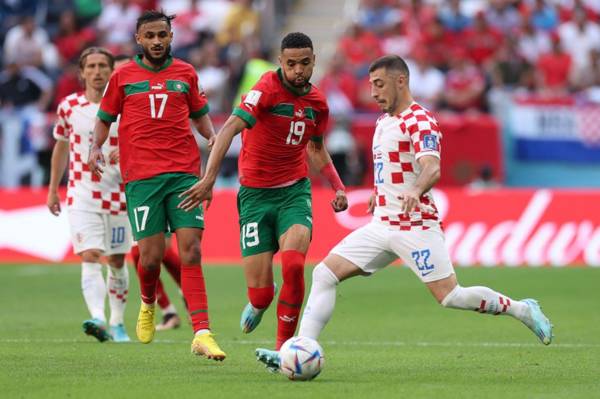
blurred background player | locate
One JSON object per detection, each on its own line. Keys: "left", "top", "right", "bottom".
{"left": 47, "top": 47, "right": 131, "bottom": 343}
{"left": 178, "top": 32, "right": 348, "bottom": 354}
{"left": 88, "top": 10, "right": 225, "bottom": 360}
{"left": 279, "top": 56, "right": 553, "bottom": 371}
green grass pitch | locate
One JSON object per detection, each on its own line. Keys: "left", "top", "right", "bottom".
{"left": 1, "top": 264, "right": 599, "bottom": 399}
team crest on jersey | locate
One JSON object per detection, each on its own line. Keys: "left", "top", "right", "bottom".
{"left": 423, "top": 134, "right": 438, "bottom": 150}
{"left": 244, "top": 90, "right": 262, "bottom": 106}
{"left": 151, "top": 83, "right": 164, "bottom": 90}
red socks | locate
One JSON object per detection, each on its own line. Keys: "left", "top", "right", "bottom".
{"left": 248, "top": 286, "right": 275, "bottom": 309}
{"left": 276, "top": 250, "right": 305, "bottom": 349}
{"left": 156, "top": 279, "right": 170, "bottom": 309}
{"left": 137, "top": 261, "right": 160, "bottom": 305}
{"left": 162, "top": 246, "right": 182, "bottom": 286}
{"left": 181, "top": 264, "right": 210, "bottom": 332}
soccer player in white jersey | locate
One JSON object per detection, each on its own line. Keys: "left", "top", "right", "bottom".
{"left": 47, "top": 47, "right": 132, "bottom": 342}
{"left": 257, "top": 55, "right": 553, "bottom": 370}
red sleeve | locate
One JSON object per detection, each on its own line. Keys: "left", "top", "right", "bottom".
{"left": 53, "top": 100, "right": 70, "bottom": 142}
{"left": 188, "top": 70, "right": 210, "bottom": 119}
{"left": 98, "top": 71, "right": 123, "bottom": 122}
{"left": 231, "top": 74, "right": 272, "bottom": 128}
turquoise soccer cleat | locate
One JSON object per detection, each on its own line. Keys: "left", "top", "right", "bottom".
{"left": 110, "top": 324, "right": 131, "bottom": 343}
{"left": 240, "top": 303, "right": 267, "bottom": 334}
{"left": 82, "top": 319, "right": 112, "bottom": 343}
{"left": 256, "top": 348, "right": 281, "bottom": 373}
{"left": 522, "top": 299, "right": 553, "bottom": 345}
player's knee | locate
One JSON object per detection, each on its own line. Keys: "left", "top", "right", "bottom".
{"left": 313, "top": 263, "right": 339, "bottom": 287}
{"left": 81, "top": 249, "right": 102, "bottom": 263}
{"left": 178, "top": 239, "right": 201, "bottom": 264}
{"left": 139, "top": 252, "right": 162, "bottom": 270}
{"left": 282, "top": 250, "right": 305, "bottom": 284}
{"left": 107, "top": 255, "right": 125, "bottom": 269}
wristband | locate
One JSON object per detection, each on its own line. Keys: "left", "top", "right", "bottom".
{"left": 320, "top": 162, "right": 345, "bottom": 192}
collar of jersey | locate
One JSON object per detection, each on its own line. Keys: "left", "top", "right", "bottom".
{"left": 134, "top": 54, "right": 173, "bottom": 73}
{"left": 390, "top": 101, "right": 417, "bottom": 118}
{"left": 277, "top": 68, "right": 311, "bottom": 97}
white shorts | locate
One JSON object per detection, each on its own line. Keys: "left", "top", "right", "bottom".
{"left": 330, "top": 222, "right": 455, "bottom": 283}
{"left": 68, "top": 209, "right": 132, "bottom": 255}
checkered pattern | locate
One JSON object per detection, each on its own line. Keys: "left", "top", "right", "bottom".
{"left": 54, "top": 92, "right": 126, "bottom": 215}
{"left": 371, "top": 102, "right": 441, "bottom": 231}
{"left": 575, "top": 106, "right": 600, "bottom": 147}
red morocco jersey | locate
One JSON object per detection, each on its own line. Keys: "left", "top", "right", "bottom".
{"left": 233, "top": 69, "right": 329, "bottom": 188}
{"left": 98, "top": 55, "right": 209, "bottom": 183}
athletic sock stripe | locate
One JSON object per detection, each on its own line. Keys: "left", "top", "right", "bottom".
{"left": 190, "top": 309, "right": 207, "bottom": 315}
{"left": 278, "top": 300, "right": 302, "bottom": 308}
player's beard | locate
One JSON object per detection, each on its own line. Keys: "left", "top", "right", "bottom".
{"left": 143, "top": 45, "right": 171, "bottom": 67}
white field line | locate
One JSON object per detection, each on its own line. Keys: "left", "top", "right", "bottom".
{"left": 0, "top": 338, "right": 598, "bottom": 348}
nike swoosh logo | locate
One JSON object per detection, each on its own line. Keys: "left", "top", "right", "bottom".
{"left": 421, "top": 270, "right": 434, "bottom": 277}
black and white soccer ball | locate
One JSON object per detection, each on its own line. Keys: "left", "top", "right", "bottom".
{"left": 279, "top": 336, "right": 324, "bottom": 381}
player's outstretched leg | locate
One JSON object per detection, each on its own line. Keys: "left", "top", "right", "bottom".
{"left": 256, "top": 348, "right": 281, "bottom": 372}
{"left": 81, "top": 260, "right": 111, "bottom": 342}
{"left": 297, "top": 263, "right": 340, "bottom": 340}
{"left": 241, "top": 284, "right": 276, "bottom": 333}
{"left": 440, "top": 285, "right": 553, "bottom": 345}
{"left": 275, "top": 250, "right": 306, "bottom": 349}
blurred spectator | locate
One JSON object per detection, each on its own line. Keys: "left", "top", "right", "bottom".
{"left": 573, "top": 49, "right": 600, "bottom": 92}
{"left": 357, "top": 0, "right": 398, "bottom": 35}
{"left": 53, "top": 63, "right": 82, "bottom": 109}
{"left": 529, "top": 0, "right": 559, "bottom": 31}
{"left": 232, "top": 40, "right": 276, "bottom": 108}
{"left": 402, "top": 0, "right": 438, "bottom": 40}
{"left": 536, "top": 33, "right": 572, "bottom": 95}
{"left": 379, "top": 12, "right": 414, "bottom": 59}
{"left": 558, "top": 7, "right": 600, "bottom": 81}
{"left": 216, "top": 0, "right": 260, "bottom": 47}
{"left": 338, "top": 21, "right": 383, "bottom": 78}
{"left": 319, "top": 52, "right": 358, "bottom": 116}
{"left": 97, "top": 0, "right": 141, "bottom": 48}
{"left": 490, "top": 38, "right": 534, "bottom": 91}
{"left": 439, "top": 0, "right": 472, "bottom": 33}
{"left": 406, "top": 49, "right": 444, "bottom": 110}
{"left": 463, "top": 11, "right": 504, "bottom": 68}
{"left": 517, "top": 17, "right": 551, "bottom": 64}
{"left": 189, "top": 39, "right": 229, "bottom": 113}
{"left": 54, "top": 10, "right": 97, "bottom": 65}
{"left": 325, "top": 118, "right": 365, "bottom": 186}
{"left": 486, "top": 0, "right": 521, "bottom": 35}
{"left": 468, "top": 165, "right": 500, "bottom": 189}
{"left": 3, "top": 14, "right": 59, "bottom": 71}
{"left": 73, "top": 0, "right": 103, "bottom": 23}
{"left": 0, "top": 61, "right": 53, "bottom": 110}
{"left": 558, "top": 0, "right": 599, "bottom": 22}
{"left": 442, "top": 48, "right": 486, "bottom": 112}
{"left": 419, "top": 16, "right": 455, "bottom": 70}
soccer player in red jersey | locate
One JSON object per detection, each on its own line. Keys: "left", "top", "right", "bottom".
{"left": 178, "top": 32, "right": 348, "bottom": 365}
{"left": 88, "top": 10, "right": 225, "bottom": 360}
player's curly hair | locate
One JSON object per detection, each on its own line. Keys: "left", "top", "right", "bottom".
{"left": 368, "top": 55, "right": 410, "bottom": 78}
{"left": 136, "top": 10, "right": 176, "bottom": 31}
{"left": 280, "top": 32, "right": 313, "bottom": 52}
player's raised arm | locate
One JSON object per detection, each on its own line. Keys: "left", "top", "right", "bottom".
{"left": 307, "top": 140, "right": 348, "bottom": 213}
{"left": 178, "top": 114, "right": 248, "bottom": 211}
{"left": 88, "top": 118, "right": 111, "bottom": 178}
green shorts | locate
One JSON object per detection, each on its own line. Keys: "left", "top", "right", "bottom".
{"left": 125, "top": 173, "right": 204, "bottom": 240}
{"left": 237, "top": 178, "right": 313, "bottom": 257}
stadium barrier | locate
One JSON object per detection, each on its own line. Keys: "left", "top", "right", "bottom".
{"left": 1, "top": 187, "right": 599, "bottom": 267}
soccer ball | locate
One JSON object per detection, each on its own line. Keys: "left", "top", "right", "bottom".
{"left": 279, "top": 336, "right": 324, "bottom": 381}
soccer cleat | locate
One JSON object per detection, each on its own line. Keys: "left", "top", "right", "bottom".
{"left": 191, "top": 332, "right": 226, "bottom": 361}
{"left": 82, "top": 319, "right": 112, "bottom": 343}
{"left": 256, "top": 348, "right": 281, "bottom": 373}
{"left": 136, "top": 302, "right": 156, "bottom": 344}
{"left": 521, "top": 299, "right": 553, "bottom": 345}
{"left": 240, "top": 303, "right": 267, "bottom": 334}
{"left": 156, "top": 313, "right": 181, "bottom": 331}
{"left": 110, "top": 324, "right": 131, "bottom": 343}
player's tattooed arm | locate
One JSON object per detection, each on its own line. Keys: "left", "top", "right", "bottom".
{"left": 178, "top": 114, "right": 247, "bottom": 211}
{"left": 191, "top": 114, "right": 217, "bottom": 151}
{"left": 398, "top": 155, "right": 441, "bottom": 215}
{"left": 88, "top": 118, "right": 111, "bottom": 178}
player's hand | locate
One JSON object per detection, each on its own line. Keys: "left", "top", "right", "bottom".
{"left": 47, "top": 191, "right": 61, "bottom": 216}
{"left": 108, "top": 148, "right": 119, "bottom": 163}
{"left": 367, "top": 192, "right": 376, "bottom": 214}
{"left": 207, "top": 135, "right": 216, "bottom": 151}
{"left": 331, "top": 190, "right": 348, "bottom": 213}
{"left": 398, "top": 189, "right": 421, "bottom": 216}
{"left": 177, "top": 178, "right": 214, "bottom": 212}
{"left": 88, "top": 145, "right": 105, "bottom": 178}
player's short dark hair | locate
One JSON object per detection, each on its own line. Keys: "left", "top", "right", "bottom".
{"left": 368, "top": 55, "right": 410, "bottom": 78}
{"left": 79, "top": 47, "right": 114, "bottom": 70}
{"left": 114, "top": 54, "right": 132, "bottom": 63}
{"left": 281, "top": 32, "right": 313, "bottom": 52}
{"left": 136, "top": 10, "right": 175, "bottom": 31}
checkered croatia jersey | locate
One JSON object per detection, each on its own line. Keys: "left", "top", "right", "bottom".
{"left": 372, "top": 102, "right": 441, "bottom": 230}
{"left": 53, "top": 92, "right": 126, "bottom": 215}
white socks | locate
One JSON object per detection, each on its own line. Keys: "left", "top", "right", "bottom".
{"left": 441, "top": 285, "right": 529, "bottom": 321}
{"left": 81, "top": 262, "right": 107, "bottom": 322}
{"left": 107, "top": 265, "right": 129, "bottom": 326}
{"left": 298, "top": 263, "right": 339, "bottom": 340}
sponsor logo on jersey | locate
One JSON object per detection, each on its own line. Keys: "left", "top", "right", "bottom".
{"left": 295, "top": 108, "right": 305, "bottom": 119}
{"left": 423, "top": 134, "right": 438, "bottom": 150}
{"left": 244, "top": 90, "right": 262, "bottom": 106}
{"left": 151, "top": 83, "right": 164, "bottom": 90}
